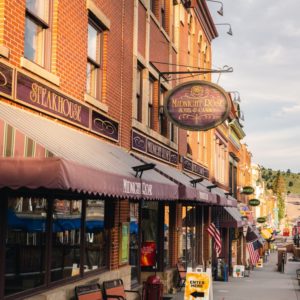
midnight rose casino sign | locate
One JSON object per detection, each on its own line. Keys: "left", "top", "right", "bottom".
{"left": 164, "top": 80, "right": 231, "bottom": 131}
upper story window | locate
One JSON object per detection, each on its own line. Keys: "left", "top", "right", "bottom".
{"left": 148, "top": 77, "right": 155, "bottom": 129}
{"left": 136, "top": 65, "right": 143, "bottom": 122}
{"left": 159, "top": 87, "right": 168, "bottom": 137}
{"left": 86, "top": 19, "right": 102, "bottom": 99}
{"left": 161, "top": 0, "right": 166, "bottom": 30}
{"left": 149, "top": 0, "right": 155, "bottom": 13}
{"left": 24, "top": 0, "right": 51, "bottom": 68}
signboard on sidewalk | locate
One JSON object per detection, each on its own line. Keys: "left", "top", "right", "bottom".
{"left": 184, "top": 272, "right": 210, "bottom": 300}
{"left": 233, "top": 265, "right": 245, "bottom": 277}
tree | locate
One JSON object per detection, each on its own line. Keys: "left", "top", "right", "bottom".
{"left": 287, "top": 169, "right": 291, "bottom": 176}
{"left": 288, "top": 181, "right": 293, "bottom": 187}
{"left": 273, "top": 173, "right": 286, "bottom": 223}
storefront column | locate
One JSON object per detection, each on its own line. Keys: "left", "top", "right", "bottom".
{"left": 203, "top": 206, "right": 211, "bottom": 267}
{"left": 169, "top": 202, "right": 177, "bottom": 267}
{"left": 177, "top": 203, "right": 182, "bottom": 262}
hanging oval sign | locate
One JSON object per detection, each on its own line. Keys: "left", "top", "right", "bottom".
{"left": 249, "top": 199, "right": 260, "bottom": 206}
{"left": 164, "top": 80, "right": 231, "bottom": 131}
{"left": 241, "top": 186, "right": 254, "bottom": 195}
{"left": 257, "top": 217, "right": 266, "bottom": 223}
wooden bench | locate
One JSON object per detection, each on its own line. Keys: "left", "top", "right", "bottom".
{"left": 75, "top": 283, "right": 103, "bottom": 300}
{"left": 176, "top": 262, "right": 186, "bottom": 291}
{"left": 103, "top": 279, "right": 140, "bottom": 300}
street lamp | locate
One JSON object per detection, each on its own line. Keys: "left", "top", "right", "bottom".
{"left": 215, "top": 23, "right": 233, "bottom": 36}
{"left": 206, "top": 0, "right": 224, "bottom": 16}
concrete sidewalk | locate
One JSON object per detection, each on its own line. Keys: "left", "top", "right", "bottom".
{"left": 168, "top": 251, "right": 300, "bottom": 300}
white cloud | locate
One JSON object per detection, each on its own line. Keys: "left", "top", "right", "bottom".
{"left": 209, "top": 0, "right": 300, "bottom": 171}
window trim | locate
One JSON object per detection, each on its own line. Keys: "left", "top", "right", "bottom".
{"left": 24, "top": 0, "right": 52, "bottom": 70}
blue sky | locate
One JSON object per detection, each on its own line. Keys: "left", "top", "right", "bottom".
{"left": 207, "top": 0, "right": 300, "bottom": 172}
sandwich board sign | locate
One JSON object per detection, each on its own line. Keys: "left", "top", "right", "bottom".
{"left": 184, "top": 272, "right": 210, "bottom": 300}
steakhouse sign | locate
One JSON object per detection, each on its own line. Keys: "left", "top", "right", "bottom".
{"left": 164, "top": 80, "right": 231, "bottom": 131}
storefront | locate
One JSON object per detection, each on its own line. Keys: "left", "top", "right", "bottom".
{"left": 0, "top": 101, "right": 180, "bottom": 299}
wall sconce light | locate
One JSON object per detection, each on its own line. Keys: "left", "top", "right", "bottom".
{"left": 207, "top": 184, "right": 218, "bottom": 192}
{"left": 225, "top": 192, "right": 233, "bottom": 198}
{"left": 190, "top": 177, "right": 204, "bottom": 187}
{"left": 207, "top": 0, "right": 224, "bottom": 16}
{"left": 132, "top": 163, "right": 156, "bottom": 178}
{"left": 215, "top": 23, "right": 233, "bottom": 36}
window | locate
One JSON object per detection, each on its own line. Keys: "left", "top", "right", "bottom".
{"left": 4, "top": 124, "right": 15, "bottom": 157}
{"left": 4, "top": 197, "right": 107, "bottom": 296}
{"left": 5, "top": 197, "right": 47, "bottom": 296}
{"left": 169, "top": 122, "right": 177, "bottom": 143}
{"left": 161, "top": 0, "right": 166, "bottom": 30}
{"left": 136, "top": 65, "right": 143, "bottom": 122}
{"left": 25, "top": 137, "right": 35, "bottom": 157}
{"left": 159, "top": 87, "right": 168, "bottom": 137}
{"left": 86, "top": 19, "right": 102, "bottom": 99}
{"left": 181, "top": 206, "right": 196, "bottom": 268}
{"left": 24, "top": 0, "right": 50, "bottom": 67}
{"left": 148, "top": 77, "right": 155, "bottom": 129}
{"left": 149, "top": 0, "right": 155, "bottom": 13}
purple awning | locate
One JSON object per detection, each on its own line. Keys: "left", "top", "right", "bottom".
{"left": 0, "top": 102, "right": 178, "bottom": 200}
{"left": 0, "top": 157, "right": 178, "bottom": 200}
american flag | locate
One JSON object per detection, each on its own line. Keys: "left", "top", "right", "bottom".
{"left": 207, "top": 222, "right": 222, "bottom": 257}
{"left": 247, "top": 240, "right": 260, "bottom": 265}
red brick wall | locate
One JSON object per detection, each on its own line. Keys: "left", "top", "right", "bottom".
{"left": 2, "top": 0, "right": 134, "bottom": 150}
{"left": 149, "top": 18, "right": 169, "bottom": 73}
{"left": 138, "top": 2, "right": 146, "bottom": 58}
{"left": 3, "top": 0, "right": 25, "bottom": 66}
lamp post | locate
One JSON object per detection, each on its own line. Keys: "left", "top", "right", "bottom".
{"left": 215, "top": 23, "right": 233, "bottom": 36}
{"left": 206, "top": 0, "right": 224, "bottom": 16}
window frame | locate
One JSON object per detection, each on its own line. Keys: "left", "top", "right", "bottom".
{"left": 148, "top": 76, "right": 155, "bottom": 129}
{"left": 86, "top": 16, "right": 103, "bottom": 100}
{"left": 136, "top": 64, "right": 143, "bottom": 122}
{"left": 0, "top": 196, "right": 108, "bottom": 299}
{"left": 24, "top": 0, "right": 52, "bottom": 69}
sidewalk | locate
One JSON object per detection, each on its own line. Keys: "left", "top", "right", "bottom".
{"left": 169, "top": 251, "right": 300, "bottom": 300}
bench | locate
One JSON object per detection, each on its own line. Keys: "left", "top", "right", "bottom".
{"left": 75, "top": 283, "right": 103, "bottom": 300}
{"left": 103, "top": 279, "right": 140, "bottom": 300}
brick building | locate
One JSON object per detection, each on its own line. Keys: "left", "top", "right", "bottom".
{"left": 0, "top": 0, "right": 251, "bottom": 299}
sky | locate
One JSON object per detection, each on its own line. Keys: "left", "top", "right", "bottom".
{"left": 207, "top": 0, "right": 300, "bottom": 172}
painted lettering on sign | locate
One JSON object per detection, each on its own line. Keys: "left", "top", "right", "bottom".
{"left": 16, "top": 72, "right": 90, "bottom": 128}
{"left": 164, "top": 80, "right": 231, "bottom": 131}
{"left": 183, "top": 157, "right": 209, "bottom": 178}
{"left": 123, "top": 179, "right": 153, "bottom": 196}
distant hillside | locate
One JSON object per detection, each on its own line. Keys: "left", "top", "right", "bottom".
{"left": 261, "top": 168, "right": 300, "bottom": 195}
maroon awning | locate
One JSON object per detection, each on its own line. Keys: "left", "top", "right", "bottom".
{"left": 0, "top": 157, "right": 178, "bottom": 200}
{"left": 0, "top": 102, "right": 178, "bottom": 200}
{"left": 132, "top": 153, "right": 211, "bottom": 203}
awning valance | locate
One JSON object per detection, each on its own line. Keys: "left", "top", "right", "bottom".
{"left": 131, "top": 153, "right": 211, "bottom": 203}
{"left": 221, "top": 207, "right": 246, "bottom": 228}
{"left": 0, "top": 102, "right": 178, "bottom": 200}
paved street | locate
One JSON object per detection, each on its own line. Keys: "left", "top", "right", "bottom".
{"left": 170, "top": 251, "right": 300, "bottom": 300}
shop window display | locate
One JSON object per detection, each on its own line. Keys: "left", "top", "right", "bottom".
{"left": 4, "top": 197, "right": 107, "bottom": 296}
{"left": 5, "top": 197, "right": 47, "bottom": 296}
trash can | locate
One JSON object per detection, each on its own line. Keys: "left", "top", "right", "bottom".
{"left": 142, "top": 275, "right": 163, "bottom": 300}
{"left": 277, "top": 248, "right": 287, "bottom": 272}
